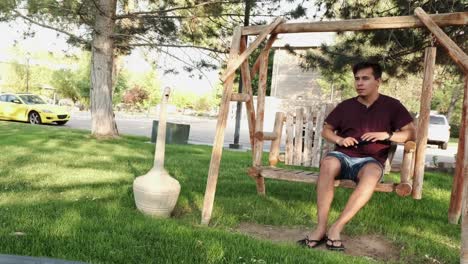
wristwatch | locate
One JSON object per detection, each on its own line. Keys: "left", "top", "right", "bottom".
{"left": 386, "top": 131, "right": 393, "bottom": 141}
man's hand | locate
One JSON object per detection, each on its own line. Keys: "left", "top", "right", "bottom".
{"left": 337, "top": 137, "right": 359, "bottom": 147}
{"left": 361, "top": 132, "right": 389, "bottom": 142}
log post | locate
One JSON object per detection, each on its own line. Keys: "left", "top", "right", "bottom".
{"left": 460, "top": 75, "right": 468, "bottom": 263}
{"left": 253, "top": 51, "right": 269, "bottom": 195}
{"left": 449, "top": 82, "right": 467, "bottom": 224}
{"left": 396, "top": 141, "right": 416, "bottom": 196}
{"left": 201, "top": 28, "right": 242, "bottom": 225}
{"left": 384, "top": 143, "right": 398, "bottom": 175}
{"left": 269, "top": 112, "right": 286, "bottom": 166}
{"left": 412, "top": 47, "right": 436, "bottom": 199}
{"left": 239, "top": 36, "right": 256, "bottom": 148}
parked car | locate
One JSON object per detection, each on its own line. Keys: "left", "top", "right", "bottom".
{"left": 427, "top": 113, "right": 450, "bottom": 150}
{"left": 0, "top": 93, "right": 70, "bottom": 125}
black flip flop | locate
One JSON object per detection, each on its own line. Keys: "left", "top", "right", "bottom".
{"left": 326, "top": 238, "right": 345, "bottom": 251}
{"left": 297, "top": 236, "right": 327, "bottom": 249}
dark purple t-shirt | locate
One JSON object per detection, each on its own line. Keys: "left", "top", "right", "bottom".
{"left": 325, "top": 94, "right": 413, "bottom": 165}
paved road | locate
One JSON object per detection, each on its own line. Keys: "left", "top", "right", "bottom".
{"left": 67, "top": 111, "right": 252, "bottom": 147}
{"left": 66, "top": 111, "right": 457, "bottom": 167}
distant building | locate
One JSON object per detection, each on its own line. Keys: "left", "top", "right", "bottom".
{"left": 228, "top": 32, "right": 336, "bottom": 131}
{"left": 270, "top": 32, "right": 335, "bottom": 111}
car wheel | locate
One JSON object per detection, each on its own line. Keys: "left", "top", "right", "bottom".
{"left": 28, "top": 111, "right": 42, "bottom": 125}
{"left": 441, "top": 142, "right": 448, "bottom": 150}
{"left": 56, "top": 121, "right": 68, "bottom": 125}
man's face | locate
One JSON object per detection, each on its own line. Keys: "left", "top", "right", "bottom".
{"left": 354, "top": 67, "right": 381, "bottom": 97}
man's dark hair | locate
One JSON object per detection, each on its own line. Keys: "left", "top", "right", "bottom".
{"left": 352, "top": 62, "right": 382, "bottom": 79}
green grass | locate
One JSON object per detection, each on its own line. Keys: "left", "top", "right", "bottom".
{"left": 449, "top": 137, "right": 459, "bottom": 145}
{"left": 0, "top": 121, "right": 460, "bottom": 263}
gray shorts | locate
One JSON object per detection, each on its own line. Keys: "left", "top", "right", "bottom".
{"left": 325, "top": 151, "right": 384, "bottom": 183}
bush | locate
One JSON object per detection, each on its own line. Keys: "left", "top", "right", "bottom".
{"left": 122, "top": 86, "right": 149, "bottom": 105}
{"left": 450, "top": 123, "right": 460, "bottom": 138}
{"left": 171, "top": 92, "right": 195, "bottom": 110}
{"left": 193, "top": 96, "right": 214, "bottom": 112}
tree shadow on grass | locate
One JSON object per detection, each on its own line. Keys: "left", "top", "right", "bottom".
{"left": 0, "top": 183, "right": 356, "bottom": 264}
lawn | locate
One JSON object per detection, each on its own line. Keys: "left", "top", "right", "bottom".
{"left": 0, "top": 121, "right": 461, "bottom": 263}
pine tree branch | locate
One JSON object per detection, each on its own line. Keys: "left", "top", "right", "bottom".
{"left": 205, "top": 15, "right": 233, "bottom": 35}
{"left": 91, "top": 0, "right": 107, "bottom": 18}
{"left": 115, "top": 1, "right": 243, "bottom": 19}
{"left": 384, "top": 45, "right": 428, "bottom": 61}
{"left": 156, "top": 46, "right": 216, "bottom": 90}
{"left": 118, "top": 13, "right": 276, "bottom": 20}
{"left": 126, "top": 43, "right": 228, "bottom": 53}
{"left": 13, "top": 10, "right": 89, "bottom": 45}
{"left": 112, "top": 33, "right": 228, "bottom": 54}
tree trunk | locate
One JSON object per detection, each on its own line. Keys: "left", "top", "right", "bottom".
{"left": 447, "top": 83, "right": 462, "bottom": 123}
{"left": 90, "top": 0, "right": 119, "bottom": 137}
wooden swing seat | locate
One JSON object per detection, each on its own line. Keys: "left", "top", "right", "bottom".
{"left": 255, "top": 166, "right": 404, "bottom": 193}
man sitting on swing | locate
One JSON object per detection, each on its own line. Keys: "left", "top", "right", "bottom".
{"left": 298, "top": 61, "right": 416, "bottom": 251}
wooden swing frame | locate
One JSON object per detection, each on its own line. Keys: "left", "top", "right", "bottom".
{"left": 200, "top": 8, "right": 468, "bottom": 235}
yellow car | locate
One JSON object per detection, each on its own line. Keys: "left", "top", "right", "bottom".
{"left": 0, "top": 93, "right": 71, "bottom": 125}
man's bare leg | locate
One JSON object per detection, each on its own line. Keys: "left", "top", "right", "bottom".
{"left": 327, "top": 163, "right": 382, "bottom": 247}
{"left": 305, "top": 156, "right": 341, "bottom": 246}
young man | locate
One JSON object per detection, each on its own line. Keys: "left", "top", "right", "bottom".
{"left": 298, "top": 62, "right": 415, "bottom": 251}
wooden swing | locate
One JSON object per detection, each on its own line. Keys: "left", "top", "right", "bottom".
{"left": 200, "top": 8, "right": 468, "bottom": 230}
{"left": 246, "top": 106, "right": 416, "bottom": 196}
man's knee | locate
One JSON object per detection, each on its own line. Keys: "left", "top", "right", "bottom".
{"left": 319, "top": 157, "right": 341, "bottom": 181}
{"left": 358, "top": 163, "right": 382, "bottom": 179}
{"left": 320, "top": 156, "right": 341, "bottom": 170}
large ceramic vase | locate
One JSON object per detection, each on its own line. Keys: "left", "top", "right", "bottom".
{"left": 133, "top": 87, "right": 181, "bottom": 217}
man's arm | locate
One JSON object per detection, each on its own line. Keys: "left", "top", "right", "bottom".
{"left": 389, "top": 122, "right": 416, "bottom": 143}
{"left": 360, "top": 122, "right": 416, "bottom": 143}
{"left": 322, "top": 123, "right": 358, "bottom": 147}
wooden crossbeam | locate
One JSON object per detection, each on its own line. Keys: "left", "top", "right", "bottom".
{"left": 250, "top": 34, "right": 278, "bottom": 78}
{"left": 262, "top": 132, "right": 277, "bottom": 141}
{"left": 242, "top": 12, "right": 468, "bottom": 35}
{"left": 221, "top": 17, "right": 285, "bottom": 82}
{"left": 230, "top": 93, "right": 251, "bottom": 102}
{"left": 414, "top": 8, "right": 468, "bottom": 73}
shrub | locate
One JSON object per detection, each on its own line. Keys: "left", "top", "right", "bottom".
{"left": 122, "top": 85, "right": 149, "bottom": 105}
{"left": 450, "top": 123, "right": 460, "bottom": 138}
{"left": 193, "top": 96, "right": 214, "bottom": 112}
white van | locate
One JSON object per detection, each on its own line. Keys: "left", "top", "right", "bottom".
{"left": 427, "top": 114, "right": 450, "bottom": 150}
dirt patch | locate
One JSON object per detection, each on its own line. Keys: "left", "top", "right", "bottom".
{"left": 235, "top": 222, "right": 401, "bottom": 262}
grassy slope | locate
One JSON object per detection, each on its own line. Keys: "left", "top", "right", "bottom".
{"left": 0, "top": 121, "right": 460, "bottom": 263}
